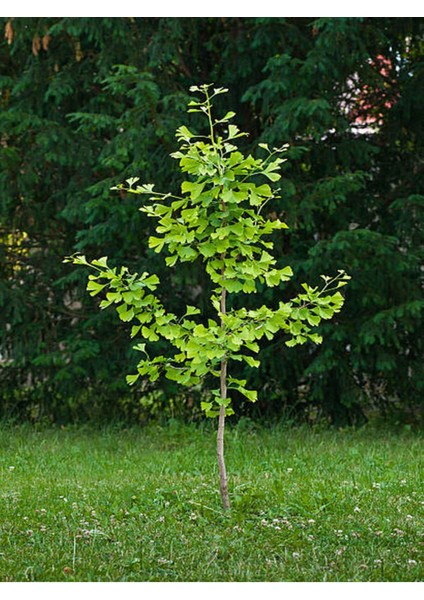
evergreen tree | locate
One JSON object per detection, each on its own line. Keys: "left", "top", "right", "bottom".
{"left": 0, "top": 17, "right": 422, "bottom": 424}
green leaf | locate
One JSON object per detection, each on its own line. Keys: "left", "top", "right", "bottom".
{"left": 65, "top": 254, "right": 89, "bottom": 266}
{"left": 142, "top": 326, "right": 159, "bottom": 341}
{"left": 223, "top": 279, "right": 244, "bottom": 293}
{"left": 125, "top": 177, "right": 140, "bottom": 187}
{"left": 119, "top": 307, "right": 135, "bottom": 322}
{"left": 148, "top": 236, "right": 165, "bottom": 252}
{"left": 185, "top": 305, "right": 201, "bottom": 317}
{"left": 309, "top": 333, "right": 323, "bottom": 344}
{"left": 263, "top": 171, "right": 281, "bottom": 182}
{"left": 265, "top": 270, "right": 282, "bottom": 287}
{"left": 181, "top": 181, "right": 205, "bottom": 199}
{"left": 105, "top": 291, "right": 122, "bottom": 303}
{"left": 243, "top": 355, "right": 260, "bottom": 368}
{"left": 165, "top": 255, "right": 178, "bottom": 267}
{"left": 307, "top": 314, "right": 321, "bottom": 326}
{"left": 256, "top": 184, "right": 273, "bottom": 197}
{"left": 280, "top": 266, "right": 293, "bottom": 279}
{"left": 86, "top": 280, "right": 106, "bottom": 296}
{"left": 315, "top": 306, "right": 334, "bottom": 319}
{"left": 133, "top": 343, "right": 147, "bottom": 354}
{"left": 228, "top": 124, "right": 240, "bottom": 139}
{"left": 199, "top": 242, "right": 216, "bottom": 258}
{"left": 239, "top": 388, "right": 258, "bottom": 402}
{"left": 205, "top": 409, "right": 220, "bottom": 418}
{"left": 143, "top": 274, "right": 160, "bottom": 289}
{"left": 131, "top": 325, "right": 142, "bottom": 338}
{"left": 91, "top": 256, "right": 108, "bottom": 268}
{"left": 178, "top": 246, "right": 198, "bottom": 261}
{"left": 176, "top": 125, "right": 195, "bottom": 140}
{"left": 126, "top": 374, "right": 139, "bottom": 385}
{"left": 222, "top": 111, "right": 236, "bottom": 121}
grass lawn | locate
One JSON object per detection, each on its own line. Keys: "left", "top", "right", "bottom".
{"left": 0, "top": 421, "right": 422, "bottom": 582}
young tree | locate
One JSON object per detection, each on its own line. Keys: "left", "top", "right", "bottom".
{"left": 66, "top": 84, "right": 349, "bottom": 510}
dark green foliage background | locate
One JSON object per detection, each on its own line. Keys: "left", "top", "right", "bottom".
{"left": 0, "top": 17, "right": 423, "bottom": 425}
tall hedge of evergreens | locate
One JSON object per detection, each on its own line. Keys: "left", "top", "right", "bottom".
{"left": 0, "top": 17, "right": 423, "bottom": 425}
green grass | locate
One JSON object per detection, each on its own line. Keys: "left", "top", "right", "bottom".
{"left": 0, "top": 421, "right": 422, "bottom": 582}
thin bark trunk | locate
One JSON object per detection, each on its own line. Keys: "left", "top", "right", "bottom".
{"left": 217, "top": 286, "right": 230, "bottom": 511}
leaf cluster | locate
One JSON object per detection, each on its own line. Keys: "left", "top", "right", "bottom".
{"left": 68, "top": 85, "right": 350, "bottom": 417}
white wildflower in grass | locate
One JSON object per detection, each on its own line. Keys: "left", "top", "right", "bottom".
{"left": 374, "top": 559, "right": 382, "bottom": 565}
{"left": 407, "top": 560, "right": 417, "bottom": 566}
{"left": 292, "top": 552, "right": 300, "bottom": 560}
{"left": 189, "top": 512, "right": 197, "bottom": 521}
{"left": 354, "top": 506, "right": 361, "bottom": 513}
{"left": 158, "top": 516, "right": 165, "bottom": 523}
{"left": 308, "top": 519, "right": 316, "bottom": 524}
{"left": 8, "top": 466, "right": 15, "bottom": 471}
{"left": 286, "top": 468, "right": 293, "bottom": 473}
{"left": 88, "top": 529, "right": 105, "bottom": 538}
{"left": 261, "top": 519, "right": 267, "bottom": 527}
{"left": 406, "top": 514, "right": 414, "bottom": 520}
{"left": 372, "top": 482, "right": 381, "bottom": 489}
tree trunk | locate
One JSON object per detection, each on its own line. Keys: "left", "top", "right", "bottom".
{"left": 217, "top": 286, "right": 230, "bottom": 511}
{"left": 217, "top": 357, "right": 230, "bottom": 511}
